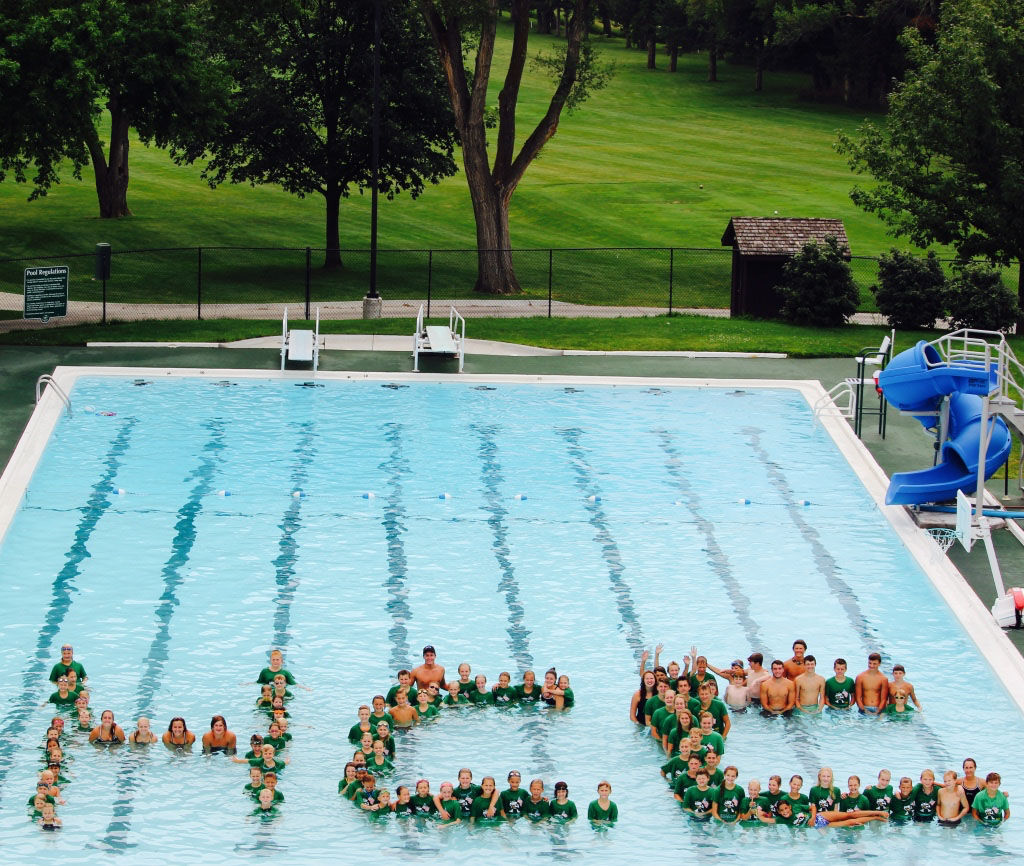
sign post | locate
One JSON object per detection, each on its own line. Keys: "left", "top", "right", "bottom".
{"left": 23, "top": 266, "right": 69, "bottom": 323}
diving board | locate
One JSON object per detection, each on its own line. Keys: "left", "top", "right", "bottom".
{"left": 413, "top": 305, "right": 465, "bottom": 373}
{"left": 281, "top": 307, "right": 321, "bottom": 372}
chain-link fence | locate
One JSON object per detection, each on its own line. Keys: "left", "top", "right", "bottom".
{"left": 0, "top": 246, "right": 1018, "bottom": 326}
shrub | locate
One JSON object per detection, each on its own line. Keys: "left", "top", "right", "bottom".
{"left": 871, "top": 249, "right": 946, "bottom": 329}
{"left": 776, "top": 236, "right": 860, "bottom": 327}
{"left": 945, "top": 262, "right": 1018, "bottom": 332}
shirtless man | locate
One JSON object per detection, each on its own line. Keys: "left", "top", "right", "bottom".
{"left": 759, "top": 660, "right": 796, "bottom": 716}
{"left": 745, "top": 653, "right": 770, "bottom": 704}
{"left": 411, "top": 645, "right": 446, "bottom": 691}
{"left": 855, "top": 653, "right": 889, "bottom": 714}
{"left": 888, "top": 664, "right": 921, "bottom": 709}
{"left": 793, "top": 655, "right": 825, "bottom": 714}
{"left": 389, "top": 690, "right": 420, "bottom": 727}
{"left": 783, "top": 640, "right": 807, "bottom": 681}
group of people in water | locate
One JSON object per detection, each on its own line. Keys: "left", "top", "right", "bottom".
{"left": 339, "top": 645, "right": 611, "bottom": 823}
{"left": 632, "top": 642, "right": 1010, "bottom": 827}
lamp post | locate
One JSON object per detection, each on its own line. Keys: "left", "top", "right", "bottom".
{"left": 363, "top": 0, "right": 383, "bottom": 318}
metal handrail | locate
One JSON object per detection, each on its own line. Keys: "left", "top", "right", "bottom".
{"left": 36, "top": 375, "right": 72, "bottom": 416}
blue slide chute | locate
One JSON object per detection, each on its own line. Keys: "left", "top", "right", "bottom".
{"left": 879, "top": 341, "right": 1010, "bottom": 506}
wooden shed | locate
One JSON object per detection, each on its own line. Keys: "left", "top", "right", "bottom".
{"left": 721, "top": 217, "right": 851, "bottom": 318}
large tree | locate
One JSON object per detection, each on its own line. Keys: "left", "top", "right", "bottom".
{"left": 837, "top": 0, "right": 1024, "bottom": 322}
{"left": 178, "top": 0, "right": 457, "bottom": 268}
{"left": 420, "top": 0, "right": 608, "bottom": 294}
{"left": 0, "top": 0, "right": 226, "bottom": 217}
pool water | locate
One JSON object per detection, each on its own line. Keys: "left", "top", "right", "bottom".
{"left": 0, "top": 375, "right": 1020, "bottom": 863}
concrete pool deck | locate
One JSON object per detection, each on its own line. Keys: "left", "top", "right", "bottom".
{"left": 2, "top": 341, "right": 1024, "bottom": 661}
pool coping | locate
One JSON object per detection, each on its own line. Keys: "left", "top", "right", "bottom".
{"left": 5, "top": 364, "right": 1024, "bottom": 719}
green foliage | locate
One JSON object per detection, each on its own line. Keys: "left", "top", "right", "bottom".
{"left": 871, "top": 248, "right": 946, "bottom": 330}
{"left": 531, "top": 39, "right": 614, "bottom": 113}
{"left": 945, "top": 262, "right": 1019, "bottom": 333}
{"left": 837, "top": 0, "right": 1024, "bottom": 313}
{"left": 776, "top": 235, "right": 859, "bottom": 326}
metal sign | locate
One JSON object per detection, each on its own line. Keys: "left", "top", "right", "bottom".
{"left": 24, "top": 266, "right": 69, "bottom": 323}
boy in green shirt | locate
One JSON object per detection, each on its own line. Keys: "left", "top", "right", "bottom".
{"left": 587, "top": 781, "right": 618, "bottom": 822}
{"left": 681, "top": 770, "right": 714, "bottom": 819}
{"left": 972, "top": 772, "right": 1011, "bottom": 826}
{"left": 386, "top": 670, "right": 418, "bottom": 707}
{"left": 824, "top": 658, "right": 853, "bottom": 709}
{"left": 549, "top": 781, "right": 578, "bottom": 820}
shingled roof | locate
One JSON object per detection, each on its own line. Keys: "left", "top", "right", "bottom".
{"left": 721, "top": 217, "right": 850, "bottom": 257}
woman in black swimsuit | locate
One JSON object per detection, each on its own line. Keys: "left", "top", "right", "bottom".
{"left": 960, "top": 758, "right": 983, "bottom": 806}
{"left": 88, "top": 710, "right": 125, "bottom": 745}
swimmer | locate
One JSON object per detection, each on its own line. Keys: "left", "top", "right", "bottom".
{"left": 389, "top": 689, "right": 419, "bottom": 727}
{"left": 686, "top": 648, "right": 717, "bottom": 693}
{"left": 587, "top": 780, "right": 618, "bottom": 822}
{"left": 234, "top": 742, "right": 288, "bottom": 773}
{"left": 410, "top": 779, "right": 438, "bottom": 816}
{"left": 793, "top": 655, "right": 825, "bottom": 714}
{"left": 723, "top": 667, "right": 750, "bottom": 711}
{"left": 268, "top": 696, "right": 288, "bottom": 718}
{"left": 253, "top": 787, "right": 278, "bottom": 815}
{"left": 783, "top": 775, "right": 815, "bottom": 823}
{"left": 630, "top": 669, "right": 658, "bottom": 724}
{"left": 89, "top": 709, "right": 126, "bottom": 745}
{"left": 128, "top": 716, "right": 159, "bottom": 745}
{"left": 863, "top": 769, "right": 893, "bottom": 810}
{"left": 348, "top": 705, "right": 374, "bottom": 743}
{"left": 386, "top": 670, "right": 418, "bottom": 707}
{"left": 201, "top": 715, "right": 237, "bottom": 754}
{"left": 541, "top": 668, "right": 564, "bottom": 708}
{"left": 49, "top": 644, "right": 86, "bottom": 684}
{"left": 673, "top": 755, "right": 704, "bottom": 801}
{"left": 811, "top": 808, "right": 889, "bottom": 827}
{"left": 960, "top": 758, "right": 983, "bottom": 807}
{"left": 650, "top": 691, "right": 677, "bottom": 743}
{"left": 665, "top": 707, "right": 696, "bottom": 756}
{"left": 681, "top": 770, "right": 714, "bottom": 819}
{"left": 888, "top": 777, "right": 916, "bottom": 822}
{"left": 839, "top": 775, "right": 868, "bottom": 812}
{"left": 48, "top": 717, "right": 65, "bottom": 739}
{"left": 808, "top": 767, "right": 840, "bottom": 812}
{"left": 416, "top": 688, "right": 440, "bottom": 719}
{"left": 256, "top": 684, "right": 273, "bottom": 709}
{"left": 410, "top": 645, "right": 446, "bottom": 691}
{"left": 704, "top": 750, "right": 725, "bottom": 787}
{"left": 884, "top": 692, "right": 915, "bottom": 718}
{"left": 783, "top": 639, "right": 808, "bottom": 680}
{"left": 468, "top": 674, "right": 494, "bottom": 706}
{"left": 455, "top": 662, "right": 474, "bottom": 695}
{"left": 666, "top": 659, "right": 682, "bottom": 689}
{"left": 38, "top": 802, "right": 61, "bottom": 830}
{"left": 392, "top": 785, "right": 415, "bottom": 815}
{"left": 337, "top": 762, "right": 358, "bottom": 796}
{"left": 524, "top": 778, "right": 549, "bottom": 821}
{"left": 743, "top": 780, "right": 762, "bottom": 820}
{"left": 550, "top": 781, "right": 578, "bottom": 820}
{"left": 74, "top": 695, "right": 91, "bottom": 729}
{"left": 443, "top": 681, "right": 471, "bottom": 707}
{"left": 244, "top": 735, "right": 264, "bottom": 759}
{"left": 698, "top": 712, "right": 725, "bottom": 757}
{"left": 492, "top": 671, "right": 517, "bottom": 704}
{"left": 759, "top": 660, "right": 795, "bottom": 716}
{"left": 270, "top": 674, "right": 292, "bottom": 701}
{"left": 470, "top": 776, "right": 501, "bottom": 821}
{"left": 368, "top": 696, "right": 394, "bottom": 732}
{"left": 262, "top": 772, "right": 284, "bottom": 803}
{"left": 365, "top": 739, "right": 393, "bottom": 774}
{"left": 453, "top": 769, "right": 482, "bottom": 812}
{"left": 374, "top": 722, "right": 396, "bottom": 759}
{"left": 711, "top": 766, "right": 744, "bottom": 822}
{"left": 660, "top": 741, "right": 694, "bottom": 782}
{"left": 695, "top": 682, "right": 730, "bottom": 737}
{"left": 757, "top": 775, "right": 783, "bottom": 818}
{"left": 517, "top": 670, "right": 541, "bottom": 704}
{"left": 912, "top": 769, "right": 939, "bottom": 822}
{"left": 356, "top": 732, "right": 375, "bottom": 760}
{"left": 29, "top": 792, "right": 50, "bottom": 817}
{"left": 889, "top": 664, "right": 921, "bottom": 708}
{"left": 937, "top": 770, "right": 970, "bottom": 826}
{"left": 500, "top": 770, "right": 526, "bottom": 817}
{"left": 37, "top": 769, "right": 64, "bottom": 802}
{"left": 355, "top": 774, "right": 383, "bottom": 810}
{"left": 855, "top": 652, "right": 889, "bottom": 714}
{"left": 44, "top": 677, "right": 76, "bottom": 709}
{"left": 64, "top": 669, "right": 80, "bottom": 695}
{"left": 245, "top": 766, "right": 264, "bottom": 797}
{"left": 824, "top": 658, "right": 853, "bottom": 710}
{"left": 434, "top": 781, "right": 462, "bottom": 823}
{"left": 972, "top": 772, "right": 1011, "bottom": 826}
{"left": 162, "top": 717, "right": 195, "bottom": 749}
{"left": 253, "top": 648, "right": 310, "bottom": 691}
{"left": 422, "top": 682, "right": 443, "bottom": 706}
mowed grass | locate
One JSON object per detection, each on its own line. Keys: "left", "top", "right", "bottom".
{"left": 0, "top": 21, "right": 893, "bottom": 259}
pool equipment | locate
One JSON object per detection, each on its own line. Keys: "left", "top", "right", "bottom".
{"left": 280, "top": 306, "right": 321, "bottom": 372}
{"left": 413, "top": 305, "right": 465, "bottom": 373}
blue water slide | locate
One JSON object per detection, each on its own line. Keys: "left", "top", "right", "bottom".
{"left": 878, "top": 342, "right": 1010, "bottom": 505}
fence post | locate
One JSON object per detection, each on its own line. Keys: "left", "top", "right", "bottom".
{"left": 547, "top": 249, "right": 553, "bottom": 318}
{"left": 304, "top": 247, "right": 311, "bottom": 320}
{"left": 427, "top": 249, "right": 432, "bottom": 318}
{"left": 668, "top": 247, "right": 674, "bottom": 315}
{"left": 197, "top": 247, "right": 203, "bottom": 321}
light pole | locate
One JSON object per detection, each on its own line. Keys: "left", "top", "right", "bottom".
{"left": 363, "top": 0, "right": 383, "bottom": 317}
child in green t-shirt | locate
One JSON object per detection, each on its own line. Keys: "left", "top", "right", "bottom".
{"left": 972, "top": 772, "right": 1011, "bottom": 826}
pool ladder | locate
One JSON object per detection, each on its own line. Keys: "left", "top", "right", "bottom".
{"left": 36, "top": 375, "right": 72, "bottom": 416}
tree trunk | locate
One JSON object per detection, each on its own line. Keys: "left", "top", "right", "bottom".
{"left": 646, "top": 37, "right": 656, "bottom": 69}
{"left": 462, "top": 128, "right": 519, "bottom": 294}
{"left": 602, "top": 13, "right": 611, "bottom": 36}
{"left": 707, "top": 45, "right": 717, "bottom": 82}
{"left": 754, "top": 42, "right": 764, "bottom": 91}
{"left": 670, "top": 46, "right": 678, "bottom": 72}
{"left": 323, "top": 178, "right": 343, "bottom": 268}
{"left": 86, "top": 100, "right": 132, "bottom": 218}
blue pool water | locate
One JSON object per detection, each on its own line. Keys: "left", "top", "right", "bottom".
{"left": 0, "top": 375, "right": 1020, "bottom": 863}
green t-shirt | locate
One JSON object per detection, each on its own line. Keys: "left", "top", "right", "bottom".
{"left": 499, "top": 788, "right": 526, "bottom": 816}
{"left": 386, "top": 684, "right": 418, "bottom": 707}
{"left": 264, "top": 735, "right": 287, "bottom": 752}
{"left": 714, "top": 784, "right": 744, "bottom": 821}
{"left": 28, "top": 794, "right": 56, "bottom": 806}
{"left": 824, "top": 676, "right": 853, "bottom": 708}
{"left": 439, "top": 798, "right": 463, "bottom": 822}
{"left": 364, "top": 755, "right": 394, "bottom": 774}
{"left": 368, "top": 712, "right": 394, "bottom": 732}
{"left": 884, "top": 704, "right": 915, "bottom": 719}
{"left": 393, "top": 800, "right": 416, "bottom": 816}
{"left": 416, "top": 703, "right": 440, "bottom": 719}
{"left": 688, "top": 672, "right": 718, "bottom": 694}
{"left": 650, "top": 705, "right": 672, "bottom": 731}
{"left": 549, "top": 799, "right": 578, "bottom": 820}
{"left": 248, "top": 758, "right": 285, "bottom": 774}
{"left": 453, "top": 783, "right": 482, "bottom": 812}
{"left": 515, "top": 684, "right": 541, "bottom": 703}
{"left": 353, "top": 788, "right": 381, "bottom": 809}
{"left": 888, "top": 793, "right": 915, "bottom": 821}
{"left": 342, "top": 779, "right": 363, "bottom": 799}
{"left": 561, "top": 687, "right": 575, "bottom": 707}
{"left": 338, "top": 777, "right": 357, "bottom": 794}
{"left": 409, "top": 794, "right": 437, "bottom": 816}
{"left": 808, "top": 785, "right": 840, "bottom": 812}
{"left": 524, "top": 797, "right": 550, "bottom": 820}
{"left": 456, "top": 680, "right": 476, "bottom": 695}
{"left": 48, "top": 691, "right": 77, "bottom": 707}
{"left": 682, "top": 786, "right": 714, "bottom": 817}
{"left": 695, "top": 698, "right": 729, "bottom": 735}
{"left": 468, "top": 690, "right": 495, "bottom": 706}
{"left": 257, "top": 667, "right": 295, "bottom": 685}
{"left": 49, "top": 661, "right": 86, "bottom": 682}
{"left": 757, "top": 790, "right": 782, "bottom": 816}
{"left": 442, "top": 693, "right": 470, "bottom": 706}
{"left": 674, "top": 772, "right": 700, "bottom": 798}
{"left": 492, "top": 686, "right": 517, "bottom": 705}
{"left": 838, "top": 793, "right": 869, "bottom": 812}
{"left": 911, "top": 784, "right": 938, "bottom": 821}
{"left": 587, "top": 799, "right": 618, "bottom": 821}
{"left": 973, "top": 789, "right": 1010, "bottom": 825}
{"left": 705, "top": 768, "right": 725, "bottom": 787}
{"left": 643, "top": 694, "right": 665, "bottom": 720}
{"left": 660, "top": 755, "right": 690, "bottom": 781}
{"left": 863, "top": 784, "right": 893, "bottom": 810}
{"left": 781, "top": 793, "right": 810, "bottom": 816}
{"left": 348, "top": 723, "right": 372, "bottom": 743}
{"left": 700, "top": 731, "right": 725, "bottom": 756}
{"left": 470, "top": 795, "right": 500, "bottom": 821}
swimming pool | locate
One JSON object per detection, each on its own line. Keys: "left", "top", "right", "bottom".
{"left": 0, "top": 369, "right": 1021, "bottom": 863}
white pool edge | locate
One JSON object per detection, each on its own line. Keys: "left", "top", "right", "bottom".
{"left": 4, "top": 365, "right": 1024, "bottom": 720}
